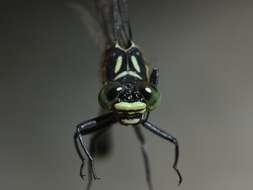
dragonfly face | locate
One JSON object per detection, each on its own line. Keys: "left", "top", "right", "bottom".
{"left": 98, "top": 43, "right": 160, "bottom": 125}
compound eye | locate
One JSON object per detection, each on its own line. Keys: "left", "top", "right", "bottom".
{"left": 139, "top": 83, "right": 161, "bottom": 111}
{"left": 98, "top": 82, "right": 123, "bottom": 110}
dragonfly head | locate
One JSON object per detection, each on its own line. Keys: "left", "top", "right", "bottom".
{"left": 98, "top": 81, "right": 160, "bottom": 125}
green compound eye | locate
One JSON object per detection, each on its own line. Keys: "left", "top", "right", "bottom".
{"left": 98, "top": 82, "right": 123, "bottom": 110}
{"left": 139, "top": 83, "right": 161, "bottom": 111}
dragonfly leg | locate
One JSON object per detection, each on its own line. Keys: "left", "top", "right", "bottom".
{"left": 75, "top": 123, "right": 99, "bottom": 180}
{"left": 142, "top": 121, "right": 183, "bottom": 185}
{"left": 134, "top": 125, "right": 154, "bottom": 190}
{"left": 86, "top": 128, "right": 112, "bottom": 190}
{"left": 74, "top": 112, "right": 117, "bottom": 182}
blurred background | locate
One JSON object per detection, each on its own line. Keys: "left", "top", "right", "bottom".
{"left": 1, "top": 0, "right": 253, "bottom": 190}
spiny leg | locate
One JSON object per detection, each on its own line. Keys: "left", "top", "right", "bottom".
{"left": 87, "top": 128, "right": 112, "bottom": 190}
{"left": 74, "top": 133, "right": 86, "bottom": 179}
{"left": 134, "top": 125, "right": 154, "bottom": 190}
{"left": 78, "top": 126, "right": 100, "bottom": 178}
{"left": 142, "top": 121, "right": 183, "bottom": 185}
{"left": 74, "top": 112, "right": 117, "bottom": 183}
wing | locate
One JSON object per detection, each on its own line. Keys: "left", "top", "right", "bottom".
{"left": 67, "top": 0, "right": 133, "bottom": 50}
{"left": 67, "top": 2, "right": 108, "bottom": 50}
{"left": 113, "top": 0, "right": 133, "bottom": 47}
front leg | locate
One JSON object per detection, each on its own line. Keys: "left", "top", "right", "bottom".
{"left": 74, "top": 112, "right": 117, "bottom": 180}
{"left": 86, "top": 127, "right": 112, "bottom": 190}
{"left": 142, "top": 121, "right": 182, "bottom": 185}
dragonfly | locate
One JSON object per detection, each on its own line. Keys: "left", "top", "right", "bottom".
{"left": 70, "top": 0, "right": 182, "bottom": 190}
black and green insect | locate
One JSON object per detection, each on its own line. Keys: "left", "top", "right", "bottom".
{"left": 71, "top": 0, "right": 182, "bottom": 189}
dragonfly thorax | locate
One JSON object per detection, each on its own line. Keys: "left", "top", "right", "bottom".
{"left": 104, "top": 42, "right": 148, "bottom": 82}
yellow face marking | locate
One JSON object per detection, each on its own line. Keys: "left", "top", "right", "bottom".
{"left": 127, "top": 109, "right": 146, "bottom": 115}
{"left": 114, "top": 102, "right": 146, "bottom": 111}
{"left": 114, "top": 56, "right": 123, "bottom": 74}
{"left": 131, "top": 56, "right": 141, "bottom": 73}
{"left": 121, "top": 118, "right": 140, "bottom": 125}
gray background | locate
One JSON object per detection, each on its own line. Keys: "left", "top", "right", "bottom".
{"left": 1, "top": 0, "right": 253, "bottom": 190}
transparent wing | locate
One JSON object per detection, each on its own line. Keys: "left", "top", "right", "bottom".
{"left": 113, "top": 0, "right": 133, "bottom": 47}
{"left": 94, "top": 0, "right": 115, "bottom": 47}
{"left": 94, "top": 0, "right": 133, "bottom": 48}
{"left": 67, "top": 2, "right": 108, "bottom": 50}
{"left": 67, "top": 0, "right": 133, "bottom": 50}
